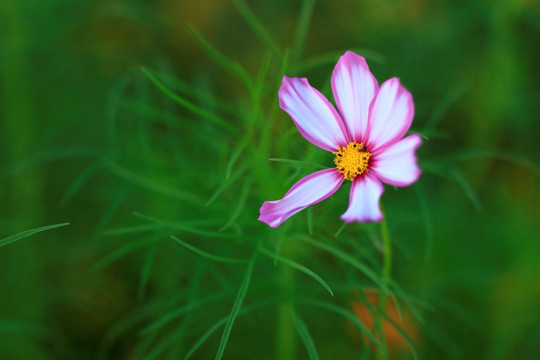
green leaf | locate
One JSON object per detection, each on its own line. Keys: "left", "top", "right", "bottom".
{"left": 184, "top": 297, "right": 281, "bottom": 360}
{"left": 293, "top": 309, "right": 319, "bottom": 360}
{"left": 141, "top": 292, "right": 228, "bottom": 336}
{"left": 291, "top": 0, "right": 316, "bottom": 66}
{"left": 269, "top": 158, "right": 326, "bottom": 169}
{"left": 59, "top": 160, "right": 104, "bottom": 207}
{"left": 424, "top": 82, "right": 468, "bottom": 131}
{"left": 104, "top": 224, "right": 163, "bottom": 236}
{"left": 234, "top": 0, "right": 282, "bottom": 61}
{"left": 296, "top": 236, "right": 389, "bottom": 293}
{"left": 137, "top": 245, "right": 156, "bottom": 300}
{"left": 185, "top": 26, "right": 253, "bottom": 91}
{"left": 171, "top": 236, "right": 249, "bottom": 264}
{"left": 219, "top": 181, "right": 252, "bottom": 232}
{"left": 334, "top": 222, "right": 347, "bottom": 238}
{"left": 253, "top": 50, "right": 272, "bottom": 100}
{"left": 205, "top": 164, "right": 248, "bottom": 207}
{"left": 225, "top": 141, "right": 246, "bottom": 180}
{"left": 259, "top": 247, "right": 334, "bottom": 296}
{"left": 185, "top": 318, "right": 226, "bottom": 360}
{"left": 387, "top": 280, "right": 428, "bottom": 325}
{"left": 0, "top": 147, "right": 99, "bottom": 180}
{"left": 0, "top": 223, "right": 70, "bottom": 248}
{"left": 447, "top": 147, "right": 540, "bottom": 177}
{"left": 306, "top": 207, "right": 313, "bottom": 235}
{"left": 447, "top": 166, "right": 482, "bottom": 210}
{"left": 296, "top": 298, "right": 383, "bottom": 353}
{"left": 414, "top": 181, "right": 434, "bottom": 261}
{"left": 89, "top": 234, "right": 164, "bottom": 274}
{"left": 134, "top": 212, "right": 232, "bottom": 238}
{"left": 140, "top": 67, "right": 238, "bottom": 134}
{"left": 215, "top": 251, "right": 257, "bottom": 360}
{"left": 384, "top": 314, "right": 420, "bottom": 360}
{"left": 105, "top": 161, "right": 202, "bottom": 204}
{"left": 93, "top": 186, "right": 131, "bottom": 238}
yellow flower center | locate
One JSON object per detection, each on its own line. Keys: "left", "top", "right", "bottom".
{"left": 333, "top": 142, "right": 372, "bottom": 181}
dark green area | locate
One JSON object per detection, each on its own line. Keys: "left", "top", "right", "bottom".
{"left": 1, "top": 0, "right": 539, "bottom": 359}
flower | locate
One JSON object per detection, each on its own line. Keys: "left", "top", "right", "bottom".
{"left": 258, "top": 51, "right": 422, "bottom": 228}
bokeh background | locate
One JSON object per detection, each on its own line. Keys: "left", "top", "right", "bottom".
{"left": 1, "top": 0, "right": 539, "bottom": 359}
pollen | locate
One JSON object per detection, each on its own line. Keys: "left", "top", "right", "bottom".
{"left": 333, "top": 142, "right": 372, "bottom": 181}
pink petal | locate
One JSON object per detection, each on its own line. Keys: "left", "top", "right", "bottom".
{"left": 340, "top": 173, "right": 384, "bottom": 223}
{"left": 371, "top": 134, "right": 422, "bottom": 187}
{"left": 365, "top": 77, "right": 414, "bottom": 151}
{"left": 258, "top": 168, "right": 344, "bottom": 228}
{"left": 279, "top": 76, "right": 349, "bottom": 152}
{"left": 331, "top": 51, "right": 379, "bottom": 144}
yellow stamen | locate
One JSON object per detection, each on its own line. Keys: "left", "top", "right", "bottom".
{"left": 333, "top": 142, "right": 372, "bottom": 181}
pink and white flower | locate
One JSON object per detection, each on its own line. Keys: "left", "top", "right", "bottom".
{"left": 258, "top": 51, "right": 422, "bottom": 228}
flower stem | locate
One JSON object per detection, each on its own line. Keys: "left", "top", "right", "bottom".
{"left": 377, "top": 211, "right": 392, "bottom": 359}
{"left": 380, "top": 214, "right": 392, "bottom": 285}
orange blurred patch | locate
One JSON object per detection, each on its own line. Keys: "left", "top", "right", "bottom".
{"left": 350, "top": 289, "right": 419, "bottom": 356}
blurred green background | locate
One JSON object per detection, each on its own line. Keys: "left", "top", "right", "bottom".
{"left": 1, "top": 0, "right": 539, "bottom": 359}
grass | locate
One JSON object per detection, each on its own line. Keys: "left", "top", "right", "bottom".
{"left": 0, "top": 0, "right": 539, "bottom": 359}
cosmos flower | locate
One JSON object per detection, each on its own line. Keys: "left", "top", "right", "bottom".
{"left": 258, "top": 51, "right": 422, "bottom": 228}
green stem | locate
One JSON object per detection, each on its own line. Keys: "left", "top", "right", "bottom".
{"left": 380, "top": 214, "right": 392, "bottom": 285}
{"left": 275, "top": 236, "right": 296, "bottom": 360}
{"left": 376, "top": 211, "right": 391, "bottom": 359}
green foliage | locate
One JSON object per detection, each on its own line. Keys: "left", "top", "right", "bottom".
{"left": 1, "top": 0, "right": 539, "bottom": 359}
{"left": 0, "top": 223, "right": 70, "bottom": 248}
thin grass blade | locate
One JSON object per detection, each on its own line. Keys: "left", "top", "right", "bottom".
{"left": 293, "top": 309, "right": 319, "bottom": 360}
{"left": 259, "top": 247, "right": 333, "bottom": 296}
{"left": 296, "top": 236, "right": 388, "bottom": 293}
{"left": 384, "top": 315, "right": 420, "bottom": 360}
{"left": 137, "top": 245, "right": 156, "bottom": 300}
{"left": 141, "top": 292, "right": 228, "bottom": 336}
{"left": 414, "top": 181, "right": 433, "bottom": 261}
{"left": 105, "top": 161, "right": 202, "bottom": 204}
{"left": 206, "top": 164, "right": 248, "bottom": 207}
{"left": 171, "top": 236, "right": 249, "bottom": 264}
{"left": 185, "top": 297, "right": 281, "bottom": 360}
{"left": 306, "top": 207, "right": 313, "bottom": 235}
{"left": 296, "top": 298, "right": 383, "bottom": 353}
{"left": 0, "top": 223, "right": 70, "bottom": 248}
{"left": 215, "top": 251, "right": 257, "bottom": 360}
{"left": 140, "top": 67, "right": 237, "bottom": 134}
{"left": 291, "top": 0, "right": 316, "bottom": 66}
{"left": 447, "top": 166, "right": 482, "bottom": 210}
{"left": 89, "top": 234, "right": 164, "bottom": 274}
{"left": 234, "top": 0, "right": 282, "bottom": 61}
{"left": 225, "top": 141, "right": 246, "bottom": 179}
{"left": 334, "top": 223, "right": 346, "bottom": 238}
{"left": 219, "top": 181, "right": 252, "bottom": 232}
{"left": 447, "top": 147, "right": 540, "bottom": 177}
{"left": 104, "top": 224, "right": 163, "bottom": 236}
{"left": 134, "top": 212, "right": 231, "bottom": 238}
{"left": 269, "top": 158, "right": 326, "bottom": 169}
{"left": 185, "top": 26, "right": 252, "bottom": 91}
{"left": 424, "top": 82, "right": 468, "bottom": 131}
{"left": 0, "top": 147, "right": 99, "bottom": 180}
{"left": 59, "top": 160, "right": 104, "bottom": 207}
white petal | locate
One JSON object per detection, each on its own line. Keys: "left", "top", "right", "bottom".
{"left": 279, "top": 76, "right": 349, "bottom": 152}
{"left": 259, "top": 168, "right": 344, "bottom": 228}
{"left": 331, "top": 51, "right": 378, "bottom": 144}
{"left": 371, "top": 134, "right": 422, "bottom": 187}
{"left": 340, "top": 173, "right": 384, "bottom": 223}
{"left": 366, "top": 77, "right": 414, "bottom": 151}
